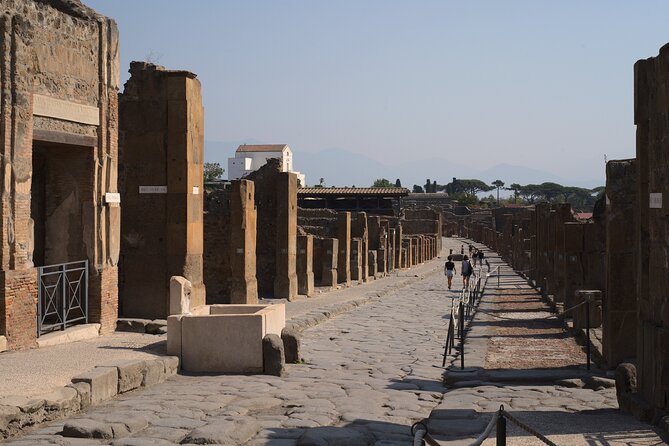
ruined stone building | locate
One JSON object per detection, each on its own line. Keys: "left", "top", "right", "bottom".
{"left": 297, "top": 187, "right": 408, "bottom": 216}
{"left": 0, "top": 0, "right": 120, "bottom": 350}
{"left": 118, "top": 62, "right": 205, "bottom": 319}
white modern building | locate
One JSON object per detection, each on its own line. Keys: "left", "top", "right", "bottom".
{"left": 228, "top": 144, "right": 306, "bottom": 186}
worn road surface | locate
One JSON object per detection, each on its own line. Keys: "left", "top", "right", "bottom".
{"left": 2, "top": 238, "right": 664, "bottom": 445}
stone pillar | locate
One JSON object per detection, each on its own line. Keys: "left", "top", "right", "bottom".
{"left": 395, "top": 224, "right": 403, "bottom": 269}
{"left": 337, "top": 212, "right": 351, "bottom": 286}
{"left": 274, "top": 173, "right": 298, "bottom": 300}
{"left": 535, "top": 203, "right": 550, "bottom": 293}
{"left": 563, "top": 222, "right": 585, "bottom": 310}
{"left": 350, "top": 238, "right": 363, "bottom": 284}
{"left": 553, "top": 204, "right": 572, "bottom": 305}
{"left": 368, "top": 250, "right": 378, "bottom": 278}
{"left": 297, "top": 235, "right": 314, "bottom": 297}
{"left": 229, "top": 180, "right": 258, "bottom": 304}
{"left": 320, "top": 238, "right": 338, "bottom": 289}
{"left": 353, "top": 213, "right": 369, "bottom": 282}
{"left": 119, "top": 63, "right": 204, "bottom": 318}
{"left": 377, "top": 249, "right": 387, "bottom": 278}
{"left": 388, "top": 228, "right": 396, "bottom": 273}
{"left": 604, "top": 159, "right": 637, "bottom": 367}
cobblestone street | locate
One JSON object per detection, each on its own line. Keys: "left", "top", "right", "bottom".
{"left": 2, "top": 239, "right": 664, "bottom": 445}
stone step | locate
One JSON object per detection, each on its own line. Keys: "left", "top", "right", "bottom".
{"left": 36, "top": 324, "right": 100, "bottom": 348}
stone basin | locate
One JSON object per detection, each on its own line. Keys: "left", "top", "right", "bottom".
{"left": 167, "top": 304, "right": 285, "bottom": 373}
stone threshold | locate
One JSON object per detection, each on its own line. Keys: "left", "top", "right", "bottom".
{"left": 36, "top": 324, "right": 101, "bottom": 348}
{"left": 0, "top": 356, "right": 179, "bottom": 441}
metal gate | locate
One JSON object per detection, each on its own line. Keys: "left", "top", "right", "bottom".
{"left": 37, "top": 260, "right": 88, "bottom": 336}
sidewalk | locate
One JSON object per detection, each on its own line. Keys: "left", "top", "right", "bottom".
{"left": 426, "top": 239, "right": 664, "bottom": 445}
{"left": 0, "top": 240, "right": 446, "bottom": 402}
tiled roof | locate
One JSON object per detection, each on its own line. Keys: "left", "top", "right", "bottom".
{"left": 236, "top": 144, "right": 288, "bottom": 153}
{"left": 298, "top": 187, "right": 409, "bottom": 197}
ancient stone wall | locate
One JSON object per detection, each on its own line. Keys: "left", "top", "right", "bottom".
{"left": 203, "top": 181, "right": 258, "bottom": 304}
{"left": 247, "top": 159, "right": 297, "bottom": 299}
{"left": 603, "top": 159, "right": 637, "bottom": 368}
{"left": 633, "top": 47, "right": 669, "bottom": 414}
{"left": 0, "top": 0, "right": 119, "bottom": 348}
{"left": 119, "top": 62, "right": 205, "bottom": 318}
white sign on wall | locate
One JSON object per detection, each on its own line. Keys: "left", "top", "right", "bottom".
{"left": 139, "top": 186, "right": 167, "bottom": 194}
{"left": 104, "top": 192, "right": 120, "bottom": 204}
{"left": 650, "top": 192, "right": 663, "bottom": 209}
{"left": 192, "top": 186, "right": 200, "bottom": 195}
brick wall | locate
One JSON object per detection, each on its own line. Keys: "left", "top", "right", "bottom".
{"left": 0, "top": 269, "right": 38, "bottom": 349}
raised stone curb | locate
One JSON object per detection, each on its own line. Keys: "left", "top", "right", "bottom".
{"left": 0, "top": 356, "right": 179, "bottom": 440}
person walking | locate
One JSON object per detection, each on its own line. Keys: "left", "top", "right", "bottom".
{"left": 444, "top": 256, "right": 456, "bottom": 290}
{"left": 460, "top": 245, "right": 464, "bottom": 256}
{"left": 462, "top": 255, "right": 474, "bottom": 288}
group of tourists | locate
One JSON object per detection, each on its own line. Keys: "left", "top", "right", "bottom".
{"left": 443, "top": 244, "right": 485, "bottom": 290}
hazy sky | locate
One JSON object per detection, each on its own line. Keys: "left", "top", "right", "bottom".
{"left": 87, "top": 1, "right": 669, "bottom": 184}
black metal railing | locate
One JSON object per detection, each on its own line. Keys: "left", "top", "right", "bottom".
{"left": 37, "top": 260, "right": 88, "bottom": 336}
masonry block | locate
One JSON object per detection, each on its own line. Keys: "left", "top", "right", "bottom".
{"left": 297, "top": 235, "right": 314, "bottom": 296}
{"left": 72, "top": 367, "right": 119, "bottom": 405}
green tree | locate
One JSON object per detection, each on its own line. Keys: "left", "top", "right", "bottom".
{"left": 491, "top": 179, "right": 505, "bottom": 205}
{"left": 394, "top": 178, "right": 402, "bottom": 187}
{"left": 507, "top": 183, "right": 522, "bottom": 204}
{"left": 372, "top": 178, "right": 394, "bottom": 187}
{"left": 412, "top": 184, "right": 424, "bottom": 193}
{"left": 204, "top": 162, "right": 225, "bottom": 183}
{"left": 445, "top": 178, "right": 493, "bottom": 196}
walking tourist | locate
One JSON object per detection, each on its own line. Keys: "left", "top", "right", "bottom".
{"left": 462, "top": 255, "right": 474, "bottom": 288}
{"left": 444, "top": 256, "right": 456, "bottom": 290}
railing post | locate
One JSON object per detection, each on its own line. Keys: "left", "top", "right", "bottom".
{"left": 37, "top": 267, "right": 42, "bottom": 336}
{"left": 497, "top": 267, "right": 500, "bottom": 289}
{"left": 496, "top": 413, "right": 507, "bottom": 446}
{"left": 459, "top": 301, "right": 465, "bottom": 370}
{"left": 61, "top": 263, "right": 66, "bottom": 331}
{"left": 586, "top": 296, "right": 591, "bottom": 371}
{"left": 443, "top": 313, "right": 453, "bottom": 367}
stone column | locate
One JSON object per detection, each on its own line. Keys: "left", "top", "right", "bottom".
{"left": 395, "top": 224, "right": 403, "bottom": 269}
{"left": 119, "top": 64, "right": 204, "bottom": 318}
{"left": 563, "top": 222, "right": 585, "bottom": 310}
{"left": 388, "top": 228, "right": 396, "bottom": 273}
{"left": 320, "top": 238, "right": 338, "bottom": 289}
{"left": 297, "top": 235, "right": 314, "bottom": 297}
{"left": 274, "top": 173, "right": 298, "bottom": 300}
{"left": 604, "top": 159, "right": 638, "bottom": 367}
{"left": 353, "top": 213, "right": 369, "bottom": 282}
{"left": 350, "top": 238, "right": 363, "bottom": 284}
{"left": 337, "top": 212, "right": 351, "bottom": 287}
{"left": 229, "top": 180, "right": 258, "bottom": 304}
{"left": 368, "top": 250, "right": 378, "bottom": 278}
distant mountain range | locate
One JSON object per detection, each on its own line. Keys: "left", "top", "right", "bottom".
{"left": 205, "top": 140, "right": 604, "bottom": 191}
